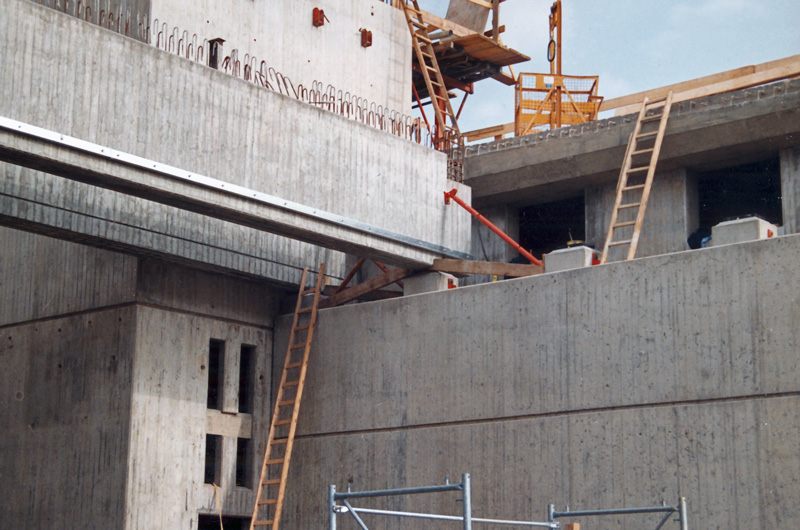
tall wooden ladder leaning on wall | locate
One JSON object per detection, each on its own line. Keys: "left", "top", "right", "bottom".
{"left": 400, "top": 0, "right": 461, "bottom": 151}
{"left": 250, "top": 264, "right": 326, "bottom": 530}
{"left": 599, "top": 91, "right": 674, "bottom": 264}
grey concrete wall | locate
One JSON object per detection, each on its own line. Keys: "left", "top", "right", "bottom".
{"left": 0, "top": 227, "right": 139, "bottom": 326}
{"left": 150, "top": 0, "right": 412, "bottom": 114}
{"left": 781, "top": 146, "right": 800, "bottom": 234}
{"left": 0, "top": 0, "right": 471, "bottom": 284}
{"left": 125, "top": 306, "right": 270, "bottom": 529}
{"left": 275, "top": 233, "right": 800, "bottom": 529}
{"left": 0, "top": 306, "right": 137, "bottom": 529}
{"left": 586, "top": 168, "right": 698, "bottom": 261}
{"left": 0, "top": 227, "right": 282, "bottom": 528}
{"left": 30, "top": 0, "right": 152, "bottom": 42}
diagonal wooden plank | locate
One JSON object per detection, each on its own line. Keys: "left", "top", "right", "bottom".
{"left": 319, "top": 267, "right": 413, "bottom": 308}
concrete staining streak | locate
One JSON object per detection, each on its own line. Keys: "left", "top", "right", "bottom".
{"left": 465, "top": 78, "right": 799, "bottom": 157}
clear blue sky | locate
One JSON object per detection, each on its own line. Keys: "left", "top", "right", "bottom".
{"left": 421, "top": 0, "right": 800, "bottom": 134}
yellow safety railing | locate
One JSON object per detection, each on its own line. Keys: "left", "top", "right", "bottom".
{"left": 515, "top": 73, "right": 603, "bottom": 135}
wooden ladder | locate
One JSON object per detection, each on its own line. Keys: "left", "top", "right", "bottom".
{"left": 249, "top": 265, "right": 326, "bottom": 530}
{"left": 400, "top": 0, "right": 460, "bottom": 143}
{"left": 599, "top": 91, "right": 673, "bottom": 264}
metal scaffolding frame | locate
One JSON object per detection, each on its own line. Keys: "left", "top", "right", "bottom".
{"left": 328, "top": 474, "right": 558, "bottom": 530}
{"left": 548, "top": 498, "right": 689, "bottom": 530}
{"left": 328, "top": 474, "right": 690, "bottom": 530}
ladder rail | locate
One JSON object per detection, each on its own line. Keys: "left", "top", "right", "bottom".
{"left": 599, "top": 92, "right": 673, "bottom": 264}
{"left": 626, "top": 91, "right": 673, "bottom": 259}
{"left": 250, "top": 264, "right": 326, "bottom": 530}
{"left": 599, "top": 98, "right": 648, "bottom": 264}
{"left": 401, "top": 0, "right": 460, "bottom": 138}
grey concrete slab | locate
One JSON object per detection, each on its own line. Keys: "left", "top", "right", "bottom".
{"left": 0, "top": 121, "right": 469, "bottom": 268}
{"left": 465, "top": 79, "right": 800, "bottom": 208}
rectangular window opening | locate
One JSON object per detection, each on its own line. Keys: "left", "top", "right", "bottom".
{"left": 198, "top": 514, "right": 249, "bottom": 530}
{"left": 204, "top": 434, "right": 221, "bottom": 485}
{"left": 207, "top": 339, "right": 225, "bottom": 410}
{"left": 238, "top": 344, "right": 256, "bottom": 414}
{"left": 520, "top": 195, "right": 586, "bottom": 258}
{"left": 235, "top": 437, "right": 252, "bottom": 488}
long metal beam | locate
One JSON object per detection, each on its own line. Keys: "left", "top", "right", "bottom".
{"left": 0, "top": 117, "right": 470, "bottom": 268}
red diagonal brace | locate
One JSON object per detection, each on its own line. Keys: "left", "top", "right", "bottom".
{"left": 444, "top": 188, "right": 543, "bottom": 266}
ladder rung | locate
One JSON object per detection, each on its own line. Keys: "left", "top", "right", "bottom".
{"left": 609, "top": 239, "right": 633, "bottom": 247}
{"left": 283, "top": 380, "right": 299, "bottom": 388}
{"left": 636, "top": 131, "right": 658, "bottom": 139}
{"left": 285, "top": 362, "right": 303, "bottom": 369}
{"left": 613, "top": 221, "right": 636, "bottom": 228}
{"left": 631, "top": 148, "right": 654, "bottom": 156}
{"left": 297, "top": 307, "right": 313, "bottom": 314}
{"left": 262, "top": 478, "right": 281, "bottom": 485}
{"left": 253, "top": 520, "right": 274, "bottom": 526}
{"left": 258, "top": 499, "right": 279, "bottom": 506}
{"left": 641, "top": 114, "right": 662, "bottom": 123}
{"left": 622, "top": 184, "right": 646, "bottom": 191}
{"left": 289, "top": 343, "right": 307, "bottom": 350}
{"left": 627, "top": 167, "right": 649, "bottom": 173}
{"left": 278, "top": 400, "right": 296, "bottom": 407}
{"left": 266, "top": 458, "right": 285, "bottom": 464}
{"left": 415, "top": 33, "right": 432, "bottom": 44}
{"left": 618, "top": 202, "right": 641, "bottom": 209}
{"left": 301, "top": 288, "right": 316, "bottom": 295}
{"left": 271, "top": 438, "right": 288, "bottom": 445}
{"left": 274, "top": 419, "right": 292, "bottom": 426}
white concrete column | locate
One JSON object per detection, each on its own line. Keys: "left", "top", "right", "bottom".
{"left": 780, "top": 146, "right": 800, "bottom": 234}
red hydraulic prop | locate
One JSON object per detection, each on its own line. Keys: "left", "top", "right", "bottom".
{"left": 444, "top": 189, "right": 543, "bottom": 266}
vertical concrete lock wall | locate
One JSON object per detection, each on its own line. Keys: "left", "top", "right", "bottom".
{"left": 0, "top": 228, "right": 139, "bottom": 528}
{"left": 274, "top": 234, "right": 800, "bottom": 530}
{"left": 0, "top": 226, "right": 282, "bottom": 528}
{"left": 124, "top": 260, "right": 277, "bottom": 528}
